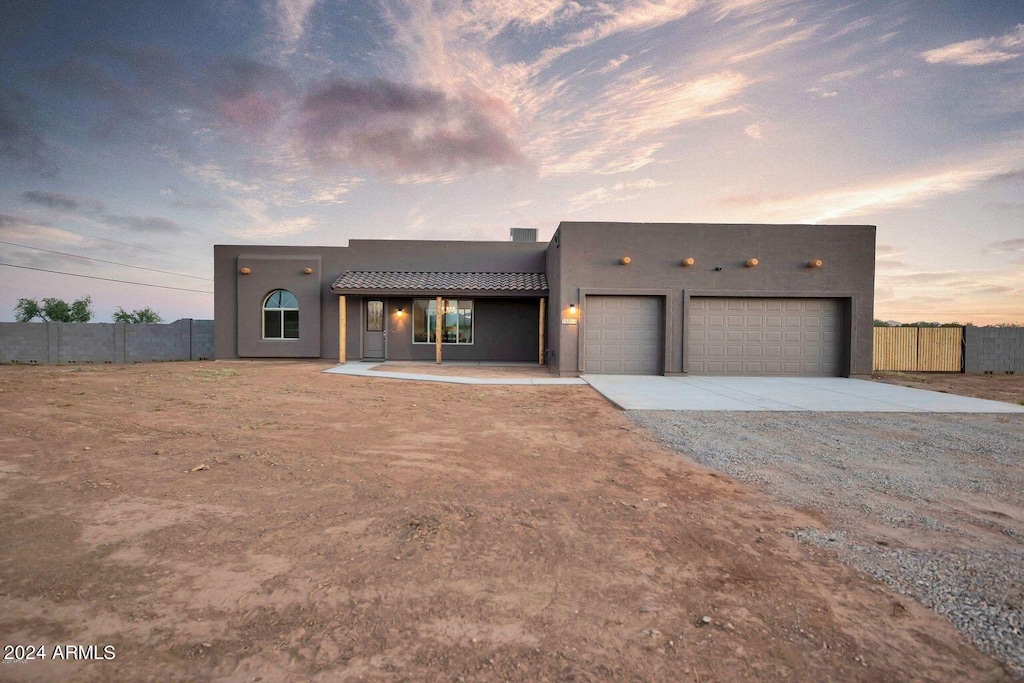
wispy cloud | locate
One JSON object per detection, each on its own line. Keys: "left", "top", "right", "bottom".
{"left": 990, "top": 237, "right": 1024, "bottom": 253}
{"left": 536, "top": 0, "right": 699, "bottom": 68}
{"left": 724, "top": 154, "right": 1024, "bottom": 222}
{"left": 728, "top": 24, "right": 820, "bottom": 63}
{"left": 21, "top": 190, "right": 184, "bottom": 234}
{"left": 264, "top": 0, "right": 319, "bottom": 55}
{"left": 569, "top": 178, "right": 668, "bottom": 211}
{"left": 920, "top": 23, "right": 1024, "bottom": 66}
{"left": 806, "top": 86, "right": 838, "bottom": 98}
{"left": 534, "top": 69, "right": 750, "bottom": 176}
{"left": 225, "top": 215, "right": 318, "bottom": 239}
{"left": 21, "top": 190, "right": 103, "bottom": 213}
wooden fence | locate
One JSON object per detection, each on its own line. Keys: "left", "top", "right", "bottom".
{"left": 873, "top": 327, "right": 963, "bottom": 372}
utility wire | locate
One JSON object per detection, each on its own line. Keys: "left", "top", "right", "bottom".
{"left": 0, "top": 263, "right": 213, "bottom": 294}
{"left": 26, "top": 225, "right": 212, "bottom": 265}
{"left": 0, "top": 240, "right": 212, "bottom": 281}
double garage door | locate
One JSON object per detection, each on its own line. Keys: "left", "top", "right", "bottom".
{"left": 583, "top": 296, "right": 841, "bottom": 376}
{"left": 689, "top": 297, "right": 841, "bottom": 375}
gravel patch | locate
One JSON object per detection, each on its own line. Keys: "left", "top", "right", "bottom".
{"left": 631, "top": 411, "right": 1024, "bottom": 678}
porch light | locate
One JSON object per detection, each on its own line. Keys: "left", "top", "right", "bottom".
{"left": 304, "top": 267, "right": 313, "bottom": 274}
{"left": 746, "top": 258, "right": 759, "bottom": 267}
{"left": 620, "top": 256, "right": 632, "bottom": 265}
{"left": 682, "top": 257, "right": 695, "bottom": 267}
{"left": 240, "top": 267, "right": 251, "bottom": 275}
{"left": 396, "top": 307, "right": 405, "bottom": 317}
{"left": 569, "top": 303, "right": 577, "bottom": 315}
{"left": 808, "top": 259, "right": 823, "bottom": 268}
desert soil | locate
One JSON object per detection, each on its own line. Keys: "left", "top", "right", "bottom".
{"left": 0, "top": 361, "right": 1014, "bottom": 682}
{"left": 872, "top": 371, "right": 1024, "bottom": 405}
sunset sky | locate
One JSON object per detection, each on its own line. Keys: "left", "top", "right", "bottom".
{"left": 1, "top": 0, "right": 1022, "bottom": 324}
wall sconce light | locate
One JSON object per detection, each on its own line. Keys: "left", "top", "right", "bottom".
{"left": 620, "top": 256, "right": 632, "bottom": 265}
{"left": 303, "top": 267, "right": 314, "bottom": 274}
{"left": 746, "top": 258, "right": 759, "bottom": 268}
{"left": 808, "top": 259, "right": 823, "bottom": 268}
{"left": 240, "top": 267, "right": 251, "bottom": 275}
{"left": 714, "top": 266, "right": 723, "bottom": 271}
{"left": 569, "top": 303, "right": 577, "bottom": 315}
{"left": 682, "top": 257, "right": 695, "bottom": 267}
{"left": 396, "top": 307, "right": 405, "bottom": 317}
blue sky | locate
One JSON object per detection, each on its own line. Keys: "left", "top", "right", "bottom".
{"left": 1, "top": 0, "right": 1022, "bottom": 324}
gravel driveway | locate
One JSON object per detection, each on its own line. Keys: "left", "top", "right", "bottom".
{"left": 630, "top": 411, "right": 1024, "bottom": 678}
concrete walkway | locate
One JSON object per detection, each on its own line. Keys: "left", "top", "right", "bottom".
{"left": 324, "top": 362, "right": 587, "bottom": 386}
{"left": 582, "top": 375, "right": 1024, "bottom": 413}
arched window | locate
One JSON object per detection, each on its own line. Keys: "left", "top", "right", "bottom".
{"left": 263, "top": 290, "right": 299, "bottom": 339}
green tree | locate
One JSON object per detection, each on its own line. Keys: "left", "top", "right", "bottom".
{"left": 14, "top": 298, "right": 46, "bottom": 322}
{"left": 14, "top": 296, "right": 93, "bottom": 322}
{"left": 873, "top": 319, "right": 889, "bottom": 327}
{"left": 112, "top": 306, "right": 163, "bottom": 323}
{"left": 68, "top": 296, "right": 93, "bottom": 323}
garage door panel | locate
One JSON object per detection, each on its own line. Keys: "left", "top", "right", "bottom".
{"left": 584, "top": 296, "right": 662, "bottom": 374}
{"left": 690, "top": 297, "right": 841, "bottom": 376}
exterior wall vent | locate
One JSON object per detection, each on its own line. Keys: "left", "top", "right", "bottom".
{"left": 510, "top": 227, "right": 538, "bottom": 242}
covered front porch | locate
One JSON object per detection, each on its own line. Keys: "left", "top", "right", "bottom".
{"left": 331, "top": 271, "right": 548, "bottom": 365}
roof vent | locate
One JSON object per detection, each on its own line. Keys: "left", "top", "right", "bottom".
{"left": 509, "top": 227, "right": 538, "bottom": 242}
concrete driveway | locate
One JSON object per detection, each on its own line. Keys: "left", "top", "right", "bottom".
{"left": 582, "top": 375, "right": 1024, "bottom": 412}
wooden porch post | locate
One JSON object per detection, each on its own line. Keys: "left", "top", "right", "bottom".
{"left": 338, "top": 296, "right": 346, "bottom": 363}
{"left": 435, "top": 296, "right": 443, "bottom": 363}
{"left": 539, "top": 297, "right": 546, "bottom": 366}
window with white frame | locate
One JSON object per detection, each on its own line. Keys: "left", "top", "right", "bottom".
{"left": 263, "top": 289, "right": 299, "bottom": 339}
{"left": 412, "top": 299, "right": 473, "bottom": 344}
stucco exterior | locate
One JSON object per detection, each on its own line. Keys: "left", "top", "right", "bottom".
{"left": 214, "top": 221, "right": 876, "bottom": 376}
{"left": 547, "top": 223, "right": 875, "bottom": 377}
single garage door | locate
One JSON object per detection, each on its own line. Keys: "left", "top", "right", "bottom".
{"left": 689, "top": 298, "right": 841, "bottom": 375}
{"left": 583, "top": 296, "right": 662, "bottom": 374}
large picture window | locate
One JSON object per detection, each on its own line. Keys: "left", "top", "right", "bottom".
{"left": 413, "top": 299, "right": 473, "bottom": 344}
{"left": 263, "top": 289, "right": 299, "bottom": 339}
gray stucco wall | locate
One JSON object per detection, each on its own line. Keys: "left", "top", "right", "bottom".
{"left": 550, "top": 222, "right": 876, "bottom": 377}
{"left": 0, "top": 320, "right": 214, "bottom": 364}
{"left": 215, "top": 240, "right": 548, "bottom": 360}
{"left": 374, "top": 297, "right": 539, "bottom": 362}
{"left": 964, "top": 326, "right": 1023, "bottom": 373}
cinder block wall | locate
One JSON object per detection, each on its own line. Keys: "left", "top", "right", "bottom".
{"left": 0, "top": 320, "right": 214, "bottom": 364}
{"left": 964, "top": 327, "right": 1023, "bottom": 373}
{"left": 125, "top": 320, "right": 190, "bottom": 363}
{"left": 191, "top": 320, "right": 214, "bottom": 360}
{"left": 57, "top": 323, "right": 118, "bottom": 363}
{"left": 0, "top": 323, "right": 49, "bottom": 363}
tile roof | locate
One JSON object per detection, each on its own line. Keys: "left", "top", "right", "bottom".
{"left": 331, "top": 271, "right": 548, "bottom": 293}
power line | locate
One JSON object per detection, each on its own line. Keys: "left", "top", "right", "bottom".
{"left": 31, "top": 225, "right": 212, "bottom": 265}
{"left": 0, "top": 240, "right": 212, "bottom": 281}
{"left": 0, "top": 263, "right": 213, "bottom": 294}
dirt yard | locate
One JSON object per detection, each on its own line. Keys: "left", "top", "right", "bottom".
{"left": 0, "top": 362, "right": 1013, "bottom": 682}
{"left": 872, "top": 371, "right": 1024, "bottom": 405}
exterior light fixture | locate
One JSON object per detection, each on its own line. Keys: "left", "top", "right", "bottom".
{"left": 682, "top": 257, "right": 695, "bottom": 267}
{"left": 396, "top": 307, "right": 405, "bottom": 317}
{"left": 569, "top": 303, "right": 577, "bottom": 315}
{"left": 620, "top": 256, "right": 632, "bottom": 265}
{"left": 808, "top": 259, "right": 823, "bottom": 268}
{"left": 240, "top": 267, "right": 251, "bottom": 275}
{"left": 303, "top": 267, "right": 314, "bottom": 274}
{"left": 746, "top": 258, "right": 759, "bottom": 268}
